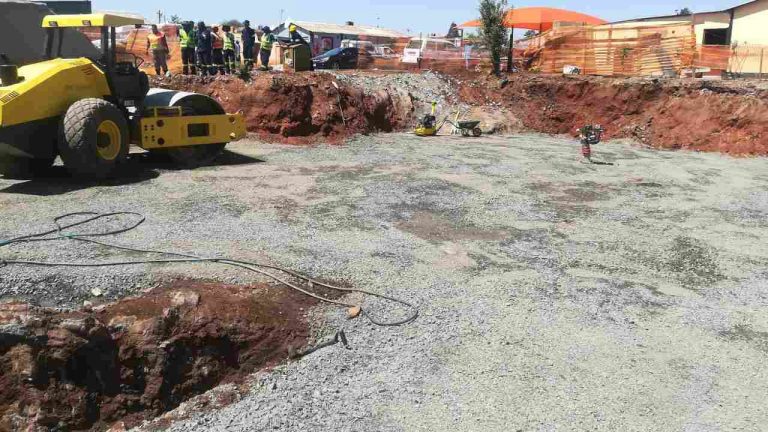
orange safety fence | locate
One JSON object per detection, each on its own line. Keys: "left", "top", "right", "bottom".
{"left": 121, "top": 26, "right": 182, "bottom": 74}
{"left": 728, "top": 45, "right": 768, "bottom": 76}
{"left": 521, "top": 23, "right": 697, "bottom": 76}
{"left": 74, "top": 25, "right": 768, "bottom": 78}
{"left": 77, "top": 25, "right": 183, "bottom": 75}
{"left": 692, "top": 44, "right": 768, "bottom": 76}
{"left": 694, "top": 45, "right": 730, "bottom": 71}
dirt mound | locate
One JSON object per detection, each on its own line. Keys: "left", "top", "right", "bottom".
{"left": 456, "top": 73, "right": 768, "bottom": 155}
{"left": 150, "top": 73, "right": 414, "bottom": 144}
{"left": 0, "top": 280, "right": 318, "bottom": 431}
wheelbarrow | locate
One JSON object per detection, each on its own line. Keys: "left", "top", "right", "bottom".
{"left": 446, "top": 111, "right": 482, "bottom": 137}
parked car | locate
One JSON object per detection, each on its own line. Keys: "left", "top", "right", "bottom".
{"left": 313, "top": 47, "right": 372, "bottom": 69}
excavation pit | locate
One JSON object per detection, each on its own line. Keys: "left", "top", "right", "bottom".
{"left": 0, "top": 279, "right": 326, "bottom": 431}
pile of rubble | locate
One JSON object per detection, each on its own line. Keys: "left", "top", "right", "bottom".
{"left": 326, "top": 70, "right": 458, "bottom": 106}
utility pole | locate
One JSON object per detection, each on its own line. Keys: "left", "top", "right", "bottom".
{"left": 156, "top": 10, "right": 163, "bottom": 24}
{"left": 280, "top": 9, "right": 285, "bottom": 24}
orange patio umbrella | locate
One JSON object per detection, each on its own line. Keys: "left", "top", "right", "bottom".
{"left": 460, "top": 6, "right": 606, "bottom": 32}
{"left": 460, "top": 7, "right": 606, "bottom": 71}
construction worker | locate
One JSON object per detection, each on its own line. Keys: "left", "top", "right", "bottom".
{"left": 259, "top": 26, "right": 276, "bottom": 71}
{"left": 222, "top": 25, "right": 237, "bottom": 74}
{"left": 211, "top": 25, "right": 225, "bottom": 75}
{"left": 146, "top": 24, "right": 170, "bottom": 76}
{"left": 195, "top": 21, "right": 213, "bottom": 76}
{"left": 179, "top": 21, "right": 197, "bottom": 75}
{"left": 241, "top": 20, "right": 256, "bottom": 70}
{"left": 288, "top": 23, "right": 307, "bottom": 46}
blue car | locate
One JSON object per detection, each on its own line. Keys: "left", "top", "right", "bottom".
{"left": 313, "top": 47, "right": 370, "bottom": 70}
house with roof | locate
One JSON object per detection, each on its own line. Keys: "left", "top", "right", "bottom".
{"left": 610, "top": 0, "right": 768, "bottom": 74}
{"left": 612, "top": 0, "right": 768, "bottom": 46}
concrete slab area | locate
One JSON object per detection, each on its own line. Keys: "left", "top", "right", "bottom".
{"left": 1, "top": 133, "right": 768, "bottom": 431}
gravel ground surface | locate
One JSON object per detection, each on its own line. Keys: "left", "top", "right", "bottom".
{"left": 2, "top": 134, "right": 768, "bottom": 431}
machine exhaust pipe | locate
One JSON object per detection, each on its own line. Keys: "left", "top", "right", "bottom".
{"left": 0, "top": 64, "right": 20, "bottom": 86}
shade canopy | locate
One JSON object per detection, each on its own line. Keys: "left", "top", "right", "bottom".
{"left": 460, "top": 7, "right": 606, "bottom": 31}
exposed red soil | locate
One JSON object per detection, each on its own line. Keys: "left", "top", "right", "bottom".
{"left": 455, "top": 72, "right": 768, "bottom": 155}
{"left": 0, "top": 280, "right": 320, "bottom": 431}
{"left": 152, "top": 69, "right": 768, "bottom": 155}
{"left": 150, "top": 73, "right": 414, "bottom": 144}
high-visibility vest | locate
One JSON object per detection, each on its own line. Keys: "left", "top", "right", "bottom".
{"left": 260, "top": 33, "right": 275, "bottom": 51}
{"left": 223, "top": 32, "right": 235, "bottom": 50}
{"left": 148, "top": 32, "right": 165, "bottom": 50}
{"left": 179, "top": 28, "right": 196, "bottom": 48}
{"left": 212, "top": 32, "right": 223, "bottom": 49}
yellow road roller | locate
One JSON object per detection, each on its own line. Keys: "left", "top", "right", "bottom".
{"left": 0, "top": 13, "right": 246, "bottom": 178}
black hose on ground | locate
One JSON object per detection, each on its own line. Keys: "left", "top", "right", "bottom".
{"left": 0, "top": 212, "right": 418, "bottom": 327}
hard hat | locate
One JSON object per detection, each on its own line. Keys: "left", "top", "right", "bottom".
{"left": 289, "top": 24, "right": 297, "bottom": 32}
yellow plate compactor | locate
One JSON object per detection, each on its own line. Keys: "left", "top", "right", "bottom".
{"left": 0, "top": 14, "right": 246, "bottom": 178}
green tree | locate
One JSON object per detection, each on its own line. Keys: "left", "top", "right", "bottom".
{"left": 464, "top": 33, "right": 482, "bottom": 46}
{"left": 676, "top": 7, "right": 692, "bottom": 15}
{"left": 524, "top": 30, "right": 537, "bottom": 39}
{"left": 478, "top": 0, "right": 509, "bottom": 75}
{"left": 169, "top": 15, "right": 181, "bottom": 24}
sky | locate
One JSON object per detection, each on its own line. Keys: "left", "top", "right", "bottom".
{"left": 93, "top": 0, "right": 746, "bottom": 35}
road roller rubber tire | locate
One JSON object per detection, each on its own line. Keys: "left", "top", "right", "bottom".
{"left": 58, "top": 98, "right": 129, "bottom": 178}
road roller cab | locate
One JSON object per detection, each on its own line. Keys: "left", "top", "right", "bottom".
{"left": 0, "top": 13, "right": 245, "bottom": 178}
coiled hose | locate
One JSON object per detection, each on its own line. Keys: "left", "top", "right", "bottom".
{"left": 0, "top": 212, "right": 418, "bottom": 327}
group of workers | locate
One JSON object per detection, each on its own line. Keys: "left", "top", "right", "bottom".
{"left": 146, "top": 20, "right": 308, "bottom": 76}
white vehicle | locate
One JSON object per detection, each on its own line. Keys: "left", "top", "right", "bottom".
{"left": 341, "top": 39, "right": 375, "bottom": 53}
{"left": 373, "top": 45, "right": 397, "bottom": 58}
{"left": 401, "top": 37, "right": 458, "bottom": 64}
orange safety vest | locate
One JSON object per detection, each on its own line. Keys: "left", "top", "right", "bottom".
{"left": 148, "top": 32, "right": 166, "bottom": 50}
{"left": 212, "top": 32, "right": 224, "bottom": 49}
